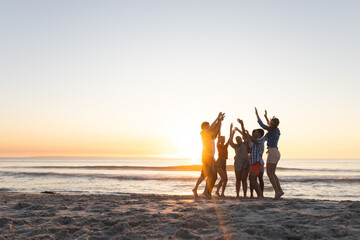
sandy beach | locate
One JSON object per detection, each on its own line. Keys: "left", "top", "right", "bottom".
{"left": 0, "top": 192, "right": 359, "bottom": 239}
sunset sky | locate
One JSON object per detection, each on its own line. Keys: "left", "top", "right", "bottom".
{"left": 1, "top": 1, "right": 360, "bottom": 159}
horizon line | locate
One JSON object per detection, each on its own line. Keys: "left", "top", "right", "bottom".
{"left": 0, "top": 155, "right": 359, "bottom": 160}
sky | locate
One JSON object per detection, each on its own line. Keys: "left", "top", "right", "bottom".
{"left": 1, "top": 0, "right": 360, "bottom": 159}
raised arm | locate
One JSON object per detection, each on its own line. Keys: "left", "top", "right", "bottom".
{"left": 246, "top": 132, "right": 258, "bottom": 144}
{"left": 255, "top": 107, "right": 270, "bottom": 131}
{"left": 209, "top": 112, "right": 224, "bottom": 137}
{"left": 264, "top": 110, "right": 270, "bottom": 125}
{"left": 229, "top": 123, "right": 236, "bottom": 148}
{"left": 213, "top": 113, "right": 224, "bottom": 138}
{"left": 225, "top": 128, "right": 231, "bottom": 146}
{"left": 235, "top": 127, "right": 252, "bottom": 153}
{"left": 234, "top": 127, "right": 245, "bottom": 136}
{"left": 246, "top": 142, "right": 251, "bottom": 153}
{"left": 209, "top": 112, "right": 221, "bottom": 131}
{"left": 237, "top": 119, "right": 247, "bottom": 134}
{"left": 236, "top": 118, "right": 258, "bottom": 143}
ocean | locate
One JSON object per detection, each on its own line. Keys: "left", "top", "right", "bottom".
{"left": 0, "top": 158, "right": 359, "bottom": 201}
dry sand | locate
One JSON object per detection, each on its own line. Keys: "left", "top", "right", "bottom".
{"left": 1, "top": 192, "right": 359, "bottom": 239}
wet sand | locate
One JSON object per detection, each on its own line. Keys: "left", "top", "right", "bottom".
{"left": 1, "top": 192, "right": 359, "bottom": 239}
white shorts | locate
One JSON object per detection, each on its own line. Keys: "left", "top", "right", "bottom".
{"left": 267, "top": 148, "right": 281, "bottom": 165}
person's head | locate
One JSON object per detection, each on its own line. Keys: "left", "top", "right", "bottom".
{"left": 201, "top": 122, "right": 210, "bottom": 131}
{"left": 235, "top": 136, "right": 243, "bottom": 144}
{"left": 252, "top": 129, "right": 264, "bottom": 138}
{"left": 218, "top": 136, "right": 225, "bottom": 144}
{"left": 270, "top": 118, "right": 280, "bottom": 128}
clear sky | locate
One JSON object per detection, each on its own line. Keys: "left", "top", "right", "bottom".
{"left": 1, "top": 0, "right": 360, "bottom": 159}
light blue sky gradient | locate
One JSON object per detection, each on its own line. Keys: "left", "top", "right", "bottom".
{"left": 1, "top": 1, "right": 359, "bottom": 157}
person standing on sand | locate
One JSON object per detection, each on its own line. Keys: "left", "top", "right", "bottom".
{"left": 238, "top": 118, "right": 265, "bottom": 199}
{"left": 248, "top": 131, "right": 265, "bottom": 198}
{"left": 255, "top": 107, "right": 283, "bottom": 199}
{"left": 249, "top": 159, "right": 265, "bottom": 198}
{"left": 193, "top": 112, "right": 225, "bottom": 198}
{"left": 214, "top": 127, "right": 230, "bottom": 197}
{"left": 229, "top": 123, "right": 250, "bottom": 198}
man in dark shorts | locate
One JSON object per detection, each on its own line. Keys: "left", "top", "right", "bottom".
{"left": 192, "top": 112, "right": 225, "bottom": 198}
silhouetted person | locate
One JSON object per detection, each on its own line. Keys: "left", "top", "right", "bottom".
{"left": 215, "top": 126, "right": 230, "bottom": 197}
{"left": 193, "top": 112, "right": 225, "bottom": 198}
{"left": 230, "top": 123, "right": 250, "bottom": 198}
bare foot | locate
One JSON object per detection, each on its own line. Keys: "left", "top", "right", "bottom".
{"left": 220, "top": 194, "right": 225, "bottom": 198}
{"left": 192, "top": 189, "right": 198, "bottom": 198}
{"left": 215, "top": 191, "right": 220, "bottom": 197}
{"left": 203, "top": 193, "right": 211, "bottom": 199}
{"left": 274, "top": 191, "right": 284, "bottom": 200}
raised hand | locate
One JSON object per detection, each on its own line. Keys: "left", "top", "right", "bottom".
{"left": 220, "top": 113, "right": 225, "bottom": 121}
{"left": 255, "top": 107, "right": 260, "bottom": 120}
{"left": 237, "top": 118, "right": 244, "bottom": 125}
{"left": 264, "top": 110, "right": 267, "bottom": 118}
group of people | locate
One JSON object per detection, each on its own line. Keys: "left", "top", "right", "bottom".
{"left": 192, "top": 108, "right": 283, "bottom": 200}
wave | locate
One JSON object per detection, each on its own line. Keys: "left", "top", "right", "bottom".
{"left": 281, "top": 178, "right": 360, "bottom": 183}
{"left": 1, "top": 171, "right": 360, "bottom": 183}
{"left": 0, "top": 188, "right": 12, "bottom": 192}
{"left": 0, "top": 171, "right": 198, "bottom": 182}
{"left": 3, "top": 165, "right": 360, "bottom": 173}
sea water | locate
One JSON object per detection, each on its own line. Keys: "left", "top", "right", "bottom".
{"left": 0, "top": 158, "right": 359, "bottom": 201}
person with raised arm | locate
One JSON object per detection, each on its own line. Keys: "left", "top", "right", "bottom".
{"left": 238, "top": 118, "right": 265, "bottom": 199}
{"left": 214, "top": 126, "right": 230, "bottom": 197}
{"left": 249, "top": 129, "right": 265, "bottom": 198}
{"left": 192, "top": 112, "right": 225, "bottom": 198}
{"left": 229, "top": 122, "right": 250, "bottom": 198}
{"left": 255, "top": 107, "right": 283, "bottom": 199}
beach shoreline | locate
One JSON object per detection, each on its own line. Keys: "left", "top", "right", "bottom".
{"left": 1, "top": 192, "right": 359, "bottom": 239}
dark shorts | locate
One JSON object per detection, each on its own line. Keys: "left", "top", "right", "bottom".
{"left": 216, "top": 158, "right": 226, "bottom": 171}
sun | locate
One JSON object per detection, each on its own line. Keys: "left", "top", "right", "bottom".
{"left": 167, "top": 130, "right": 202, "bottom": 164}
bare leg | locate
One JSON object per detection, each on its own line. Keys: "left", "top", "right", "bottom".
{"left": 267, "top": 163, "right": 280, "bottom": 199}
{"left": 193, "top": 175, "right": 204, "bottom": 197}
{"left": 240, "top": 168, "right": 249, "bottom": 198}
{"left": 249, "top": 174, "right": 254, "bottom": 198}
{"left": 250, "top": 172, "right": 263, "bottom": 198}
{"left": 275, "top": 175, "right": 283, "bottom": 193}
{"left": 221, "top": 170, "right": 228, "bottom": 197}
{"left": 235, "top": 170, "right": 241, "bottom": 197}
{"left": 216, "top": 168, "right": 226, "bottom": 196}
{"left": 258, "top": 172, "right": 264, "bottom": 193}
{"left": 272, "top": 163, "right": 284, "bottom": 198}
{"left": 216, "top": 178, "right": 223, "bottom": 196}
